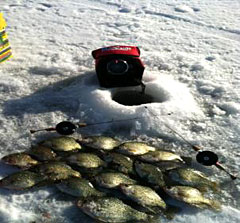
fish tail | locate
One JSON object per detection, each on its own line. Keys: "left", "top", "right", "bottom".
{"left": 181, "top": 156, "right": 192, "bottom": 165}
{"left": 147, "top": 214, "right": 161, "bottom": 223}
{"left": 163, "top": 205, "right": 181, "bottom": 220}
{"left": 198, "top": 181, "right": 220, "bottom": 193}
{"left": 209, "top": 199, "right": 221, "bottom": 211}
{"left": 197, "top": 185, "right": 209, "bottom": 193}
{"left": 211, "top": 181, "right": 220, "bottom": 192}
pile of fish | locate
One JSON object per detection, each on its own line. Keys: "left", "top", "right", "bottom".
{"left": 0, "top": 135, "right": 221, "bottom": 222}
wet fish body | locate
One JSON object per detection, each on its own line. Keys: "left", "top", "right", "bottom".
{"left": 56, "top": 177, "right": 105, "bottom": 197}
{"left": 28, "top": 145, "right": 57, "bottom": 161}
{"left": 168, "top": 167, "right": 220, "bottom": 192}
{"left": 80, "top": 136, "right": 121, "bottom": 151}
{"left": 66, "top": 152, "right": 106, "bottom": 171}
{"left": 34, "top": 162, "right": 81, "bottom": 181}
{"left": 117, "top": 142, "right": 156, "bottom": 156}
{"left": 139, "top": 150, "right": 184, "bottom": 163}
{"left": 134, "top": 161, "right": 165, "bottom": 187}
{"left": 0, "top": 171, "right": 43, "bottom": 190}
{"left": 120, "top": 184, "right": 167, "bottom": 214}
{"left": 77, "top": 196, "right": 151, "bottom": 222}
{"left": 95, "top": 172, "right": 137, "bottom": 189}
{"left": 103, "top": 152, "right": 135, "bottom": 175}
{"left": 164, "top": 186, "right": 221, "bottom": 211}
{"left": 40, "top": 136, "right": 81, "bottom": 152}
{"left": 1, "top": 152, "right": 39, "bottom": 169}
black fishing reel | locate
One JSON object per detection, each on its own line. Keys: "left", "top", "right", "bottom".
{"left": 30, "top": 121, "right": 87, "bottom": 136}
{"left": 196, "top": 150, "right": 236, "bottom": 180}
{"left": 30, "top": 120, "right": 237, "bottom": 180}
{"left": 55, "top": 121, "right": 77, "bottom": 135}
{"left": 196, "top": 151, "right": 219, "bottom": 166}
{"left": 30, "top": 118, "right": 140, "bottom": 136}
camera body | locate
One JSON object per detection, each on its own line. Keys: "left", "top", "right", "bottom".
{"left": 92, "top": 46, "right": 145, "bottom": 88}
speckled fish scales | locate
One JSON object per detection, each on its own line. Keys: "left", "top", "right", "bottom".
{"left": 40, "top": 136, "right": 81, "bottom": 152}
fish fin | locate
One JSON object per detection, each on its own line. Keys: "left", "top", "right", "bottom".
{"left": 197, "top": 182, "right": 220, "bottom": 193}
{"left": 34, "top": 180, "right": 55, "bottom": 188}
{"left": 163, "top": 175, "right": 177, "bottom": 186}
{"left": 196, "top": 185, "right": 209, "bottom": 193}
{"left": 162, "top": 205, "right": 182, "bottom": 220}
{"left": 209, "top": 199, "right": 221, "bottom": 211}
{"left": 147, "top": 214, "right": 161, "bottom": 223}
{"left": 211, "top": 181, "right": 221, "bottom": 193}
{"left": 180, "top": 156, "right": 192, "bottom": 165}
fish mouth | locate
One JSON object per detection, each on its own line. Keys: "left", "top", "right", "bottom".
{"left": 76, "top": 199, "right": 85, "bottom": 208}
{"left": 119, "top": 183, "right": 130, "bottom": 192}
{"left": 2, "top": 156, "right": 12, "bottom": 164}
{"left": 163, "top": 186, "right": 172, "bottom": 192}
{"left": 76, "top": 199, "right": 97, "bottom": 217}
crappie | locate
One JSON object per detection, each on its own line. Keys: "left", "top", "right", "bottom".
{"left": 103, "top": 152, "right": 135, "bottom": 175}
{"left": 1, "top": 153, "right": 39, "bottom": 169}
{"left": 0, "top": 171, "right": 43, "bottom": 190}
{"left": 164, "top": 186, "right": 221, "bottom": 211}
{"left": 40, "top": 136, "right": 81, "bottom": 152}
{"left": 134, "top": 161, "right": 165, "bottom": 187}
{"left": 80, "top": 136, "right": 121, "bottom": 151}
{"left": 168, "top": 167, "right": 220, "bottom": 192}
{"left": 95, "top": 172, "right": 136, "bottom": 189}
{"left": 76, "top": 196, "right": 151, "bottom": 222}
{"left": 116, "top": 142, "right": 156, "bottom": 156}
{"left": 28, "top": 145, "right": 57, "bottom": 161}
{"left": 34, "top": 161, "right": 81, "bottom": 181}
{"left": 120, "top": 184, "right": 166, "bottom": 214}
{"left": 65, "top": 152, "right": 106, "bottom": 170}
{"left": 139, "top": 150, "right": 184, "bottom": 163}
{"left": 56, "top": 177, "right": 105, "bottom": 197}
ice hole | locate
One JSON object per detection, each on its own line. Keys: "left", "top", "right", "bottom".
{"left": 112, "top": 88, "right": 168, "bottom": 106}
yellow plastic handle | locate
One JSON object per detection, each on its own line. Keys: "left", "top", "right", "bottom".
{"left": 0, "top": 13, "right": 7, "bottom": 30}
{"left": 0, "top": 13, "right": 12, "bottom": 63}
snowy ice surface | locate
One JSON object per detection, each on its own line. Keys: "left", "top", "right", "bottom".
{"left": 0, "top": 0, "right": 240, "bottom": 222}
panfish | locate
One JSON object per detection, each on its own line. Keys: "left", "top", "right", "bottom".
{"left": 164, "top": 186, "right": 221, "bottom": 211}
{"left": 65, "top": 152, "right": 106, "bottom": 170}
{"left": 79, "top": 136, "right": 121, "bottom": 151}
{"left": 139, "top": 150, "right": 184, "bottom": 163}
{"left": 40, "top": 136, "right": 81, "bottom": 152}
{"left": 116, "top": 142, "right": 156, "bottom": 156}
{"left": 134, "top": 161, "right": 165, "bottom": 187}
{"left": 1, "top": 153, "right": 39, "bottom": 169}
{"left": 56, "top": 177, "right": 105, "bottom": 197}
{"left": 120, "top": 184, "right": 167, "bottom": 214}
{"left": 0, "top": 171, "right": 43, "bottom": 190}
{"left": 76, "top": 196, "right": 151, "bottom": 222}
{"left": 95, "top": 172, "right": 137, "bottom": 189}
{"left": 167, "top": 167, "right": 220, "bottom": 192}
{"left": 34, "top": 161, "right": 81, "bottom": 181}
{"left": 103, "top": 152, "right": 135, "bottom": 175}
{"left": 28, "top": 145, "right": 57, "bottom": 161}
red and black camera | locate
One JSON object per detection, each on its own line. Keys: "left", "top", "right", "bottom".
{"left": 92, "top": 46, "right": 145, "bottom": 88}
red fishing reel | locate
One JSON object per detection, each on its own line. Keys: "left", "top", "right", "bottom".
{"left": 92, "top": 46, "right": 145, "bottom": 88}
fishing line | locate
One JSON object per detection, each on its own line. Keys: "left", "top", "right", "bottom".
{"left": 144, "top": 106, "right": 237, "bottom": 180}
{"left": 30, "top": 117, "right": 142, "bottom": 135}
{"left": 29, "top": 106, "right": 237, "bottom": 179}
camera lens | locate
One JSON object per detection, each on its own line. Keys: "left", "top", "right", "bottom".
{"left": 107, "top": 59, "right": 129, "bottom": 75}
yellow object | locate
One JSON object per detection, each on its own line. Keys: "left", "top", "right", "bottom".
{"left": 0, "top": 13, "right": 12, "bottom": 63}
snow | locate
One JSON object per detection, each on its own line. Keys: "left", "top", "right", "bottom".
{"left": 0, "top": 0, "right": 240, "bottom": 222}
